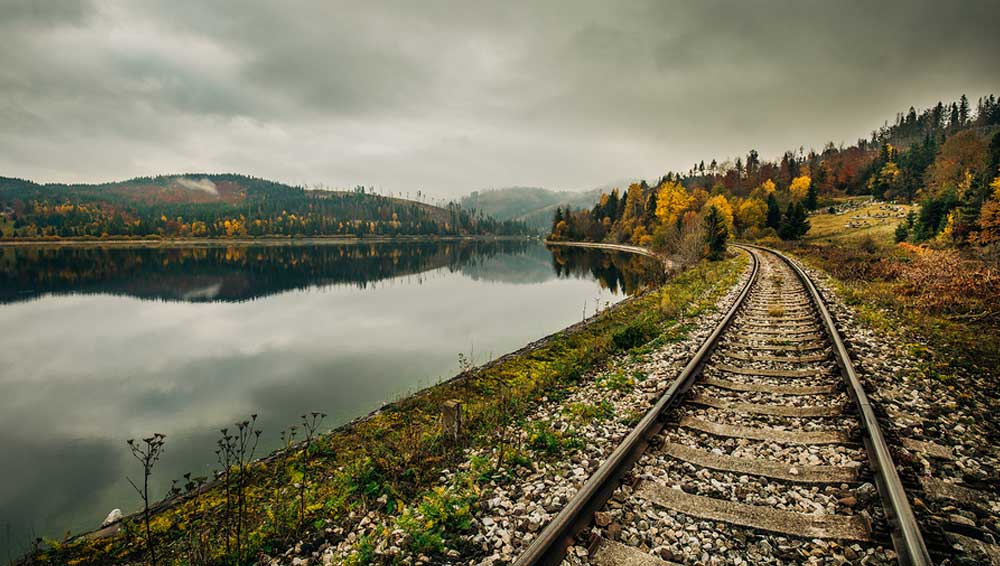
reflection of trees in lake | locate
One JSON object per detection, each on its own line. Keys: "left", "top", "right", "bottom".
{"left": 457, "top": 243, "right": 556, "bottom": 285}
{"left": 0, "top": 241, "right": 663, "bottom": 304}
{"left": 0, "top": 240, "right": 534, "bottom": 304}
{"left": 548, "top": 246, "right": 665, "bottom": 295}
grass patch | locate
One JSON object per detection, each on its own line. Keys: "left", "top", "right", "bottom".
{"left": 612, "top": 320, "right": 658, "bottom": 351}
{"left": 563, "top": 400, "right": 615, "bottom": 422}
{"left": 526, "top": 421, "right": 584, "bottom": 455}
{"left": 597, "top": 370, "right": 635, "bottom": 392}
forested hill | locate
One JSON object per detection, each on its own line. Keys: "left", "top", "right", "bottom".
{"left": 550, "top": 93, "right": 1000, "bottom": 252}
{"left": 0, "top": 174, "right": 530, "bottom": 239}
{"left": 460, "top": 186, "right": 604, "bottom": 232}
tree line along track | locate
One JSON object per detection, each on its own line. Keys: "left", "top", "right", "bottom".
{"left": 513, "top": 245, "right": 933, "bottom": 566}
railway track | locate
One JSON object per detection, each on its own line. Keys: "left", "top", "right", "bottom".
{"left": 513, "top": 245, "right": 932, "bottom": 566}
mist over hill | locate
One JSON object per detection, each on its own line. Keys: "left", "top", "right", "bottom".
{"left": 459, "top": 186, "right": 606, "bottom": 232}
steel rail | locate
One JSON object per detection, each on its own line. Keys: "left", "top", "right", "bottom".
{"left": 512, "top": 247, "right": 761, "bottom": 566}
{"left": 513, "top": 243, "right": 931, "bottom": 566}
{"left": 740, "top": 244, "right": 932, "bottom": 566}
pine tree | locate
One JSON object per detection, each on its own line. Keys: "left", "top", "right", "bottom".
{"left": 805, "top": 181, "right": 818, "bottom": 210}
{"left": 959, "top": 94, "right": 970, "bottom": 126}
{"left": 894, "top": 221, "right": 909, "bottom": 243}
{"left": 766, "top": 193, "right": 781, "bottom": 229}
{"left": 778, "top": 202, "right": 810, "bottom": 240}
{"left": 607, "top": 190, "right": 620, "bottom": 221}
{"left": 704, "top": 205, "right": 729, "bottom": 260}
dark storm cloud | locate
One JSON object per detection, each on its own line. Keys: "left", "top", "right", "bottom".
{"left": 0, "top": 0, "right": 997, "bottom": 195}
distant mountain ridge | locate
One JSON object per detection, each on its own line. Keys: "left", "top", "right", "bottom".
{"left": 0, "top": 173, "right": 530, "bottom": 238}
{"left": 459, "top": 186, "right": 608, "bottom": 232}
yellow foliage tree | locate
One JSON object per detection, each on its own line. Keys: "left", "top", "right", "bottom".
{"left": 789, "top": 175, "right": 812, "bottom": 201}
{"left": 690, "top": 188, "right": 710, "bottom": 211}
{"left": 551, "top": 220, "right": 568, "bottom": 240}
{"left": 631, "top": 224, "right": 649, "bottom": 246}
{"left": 938, "top": 211, "right": 956, "bottom": 242}
{"left": 760, "top": 179, "right": 776, "bottom": 194}
{"left": 703, "top": 195, "right": 734, "bottom": 234}
{"left": 735, "top": 198, "right": 767, "bottom": 233}
{"left": 655, "top": 181, "right": 693, "bottom": 226}
{"left": 956, "top": 170, "right": 974, "bottom": 199}
{"left": 619, "top": 183, "right": 647, "bottom": 232}
{"left": 970, "top": 199, "right": 1000, "bottom": 245}
{"left": 992, "top": 176, "right": 1000, "bottom": 200}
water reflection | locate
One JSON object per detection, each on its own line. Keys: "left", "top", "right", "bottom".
{"left": 0, "top": 240, "right": 661, "bottom": 557}
{"left": 0, "top": 240, "right": 551, "bottom": 304}
{"left": 549, "top": 245, "right": 665, "bottom": 295}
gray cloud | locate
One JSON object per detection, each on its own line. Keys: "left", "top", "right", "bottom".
{"left": 0, "top": 0, "right": 998, "bottom": 196}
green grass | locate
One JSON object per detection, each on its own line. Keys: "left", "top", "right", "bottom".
{"left": 804, "top": 198, "right": 916, "bottom": 243}
{"left": 563, "top": 400, "right": 615, "bottom": 422}
{"left": 597, "top": 370, "right": 635, "bottom": 392}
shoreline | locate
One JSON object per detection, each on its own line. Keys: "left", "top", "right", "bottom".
{"left": 0, "top": 234, "right": 535, "bottom": 248}
{"left": 545, "top": 240, "right": 674, "bottom": 271}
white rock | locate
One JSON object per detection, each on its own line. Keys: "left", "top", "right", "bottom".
{"left": 102, "top": 508, "right": 123, "bottom": 527}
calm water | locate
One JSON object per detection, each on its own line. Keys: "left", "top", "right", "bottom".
{"left": 0, "top": 240, "right": 661, "bottom": 556}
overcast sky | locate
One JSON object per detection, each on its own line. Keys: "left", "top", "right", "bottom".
{"left": 1, "top": 1, "right": 998, "bottom": 198}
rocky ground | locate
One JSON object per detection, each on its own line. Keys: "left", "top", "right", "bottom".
{"left": 265, "top": 256, "right": 753, "bottom": 565}
{"left": 794, "top": 256, "right": 1000, "bottom": 564}
{"left": 271, "top": 248, "right": 1000, "bottom": 566}
{"left": 566, "top": 252, "right": 895, "bottom": 566}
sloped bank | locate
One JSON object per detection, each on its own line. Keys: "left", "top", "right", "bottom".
{"left": 24, "top": 246, "right": 746, "bottom": 566}
{"left": 286, "top": 248, "right": 751, "bottom": 566}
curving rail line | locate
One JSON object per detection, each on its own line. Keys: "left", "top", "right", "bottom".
{"left": 513, "top": 244, "right": 931, "bottom": 566}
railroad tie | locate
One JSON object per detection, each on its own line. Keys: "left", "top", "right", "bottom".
{"left": 724, "top": 325, "right": 822, "bottom": 336}
{"left": 688, "top": 393, "right": 845, "bottom": 417}
{"left": 591, "top": 539, "right": 683, "bottom": 566}
{"left": 744, "top": 314, "right": 816, "bottom": 324}
{"left": 660, "top": 442, "right": 860, "bottom": 483}
{"left": 679, "top": 416, "right": 850, "bottom": 444}
{"left": 700, "top": 377, "right": 837, "bottom": 395}
{"left": 733, "top": 323, "right": 823, "bottom": 336}
{"left": 724, "top": 341, "right": 827, "bottom": 352}
{"left": 710, "top": 363, "right": 833, "bottom": 379}
{"left": 901, "top": 437, "right": 954, "bottom": 460}
{"left": 719, "top": 350, "right": 829, "bottom": 363}
{"left": 944, "top": 532, "right": 1000, "bottom": 566}
{"left": 919, "top": 476, "right": 993, "bottom": 510}
{"left": 731, "top": 332, "right": 826, "bottom": 343}
{"left": 636, "top": 483, "right": 872, "bottom": 541}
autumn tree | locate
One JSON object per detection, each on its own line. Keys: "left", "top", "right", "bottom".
{"left": 655, "top": 180, "right": 693, "bottom": 226}
{"left": 789, "top": 175, "right": 812, "bottom": 201}
{"left": 735, "top": 198, "right": 767, "bottom": 234}
{"left": 971, "top": 198, "right": 1000, "bottom": 244}
{"left": 925, "top": 130, "right": 988, "bottom": 195}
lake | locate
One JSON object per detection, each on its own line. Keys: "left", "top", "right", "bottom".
{"left": 0, "top": 239, "right": 662, "bottom": 556}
